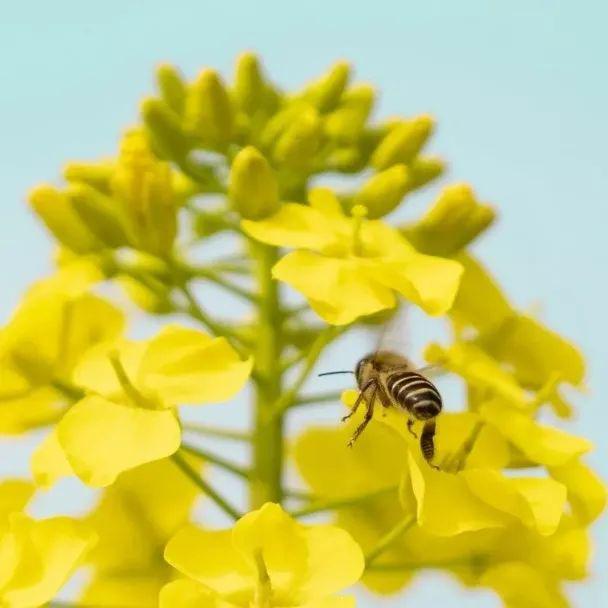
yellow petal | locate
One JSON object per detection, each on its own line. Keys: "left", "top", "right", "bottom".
{"left": 424, "top": 341, "right": 526, "bottom": 407}
{"left": 74, "top": 340, "right": 146, "bottom": 399}
{"left": 0, "top": 387, "right": 66, "bottom": 435}
{"left": 31, "top": 430, "right": 74, "bottom": 488}
{"left": 462, "top": 470, "right": 566, "bottom": 535}
{"left": 232, "top": 503, "right": 307, "bottom": 597}
{"left": 1, "top": 515, "right": 96, "bottom": 607}
{"left": 483, "top": 314, "right": 586, "bottom": 388}
{"left": 57, "top": 396, "right": 181, "bottom": 486}
{"left": 298, "top": 525, "right": 364, "bottom": 599}
{"left": 242, "top": 203, "right": 338, "bottom": 251}
{"left": 369, "top": 253, "right": 463, "bottom": 316}
{"left": 139, "top": 325, "right": 252, "bottom": 404}
{"left": 86, "top": 457, "right": 202, "bottom": 574}
{"left": 449, "top": 253, "right": 513, "bottom": 334}
{"left": 549, "top": 460, "right": 607, "bottom": 524}
{"left": 481, "top": 562, "right": 568, "bottom": 608}
{"left": 405, "top": 452, "right": 507, "bottom": 536}
{"left": 159, "top": 579, "right": 233, "bottom": 608}
{"left": 293, "top": 422, "right": 405, "bottom": 499}
{"left": 81, "top": 574, "right": 167, "bottom": 608}
{"left": 480, "top": 400, "right": 592, "bottom": 466}
{"left": 273, "top": 252, "right": 395, "bottom": 325}
{"left": 0, "top": 480, "right": 35, "bottom": 527}
{"left": 164, "top": 525, "right": 253, "bottom": 597}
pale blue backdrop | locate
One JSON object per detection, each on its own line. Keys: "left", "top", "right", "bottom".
{"left": 1, "top": 1, "right": 606, "bottom": 606}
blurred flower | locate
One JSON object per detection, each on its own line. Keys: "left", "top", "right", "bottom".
{"left": 161, "top": 502, "right": 364, "bottom": 607}
{"left": 79, "top": 458, "right": 201, "bottom": 607}
{"left": 33, "top": 323, "right": 252, "bottom": 487}
{"left": 0, "top": 479, "right": 95, "bottom": 607}
{"left": 242, "top": 188, "right": 463, "bottom": 324}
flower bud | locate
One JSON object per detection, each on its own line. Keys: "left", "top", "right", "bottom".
{"left": 111, "top": 131, "right": 178, "bottom": 255}
{"left": 184, "top": 69, "right": 233, "bottom": 149}
{"left": 352, "top": 164, "right": 411, "bottom": 218}
{"left": 63, "top": 162, "right": 114, "bottom": 193}
{"left": 28, "top": 185, "right": 101, "bottom": 253}
{"left": 141, "top": 98, "right": 194, "bottom": 162}
{"left": 68, "top": 183, "right": 131, "bottom": 249}
{"left": 324, "top": 83, "right": 375, "bottom": 141}
{"left": 233, "top": 52, "right": 266, "bottom": 114}
{"left": 301, "top": 60, "right": 351, "bottom": 112}
{"left": 156, "top": 63, "right": 187, "bottom": 115}
{"left": 408, "top": 156, "right": 445, "bottom": 189}
{"left": 229, "top": 146, "right": 279, "bottom": 220}
{"left": 404, "top": 184, "right": 496, "bottom": 255}
{"left": 273, "top": 108, "right": 321, "bottom": 170}
{"left": 371, "top": 114, "right": 435, "bottom": 170}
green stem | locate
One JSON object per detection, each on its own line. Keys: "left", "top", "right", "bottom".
{"left": 191, "top": 268, "right": 257, "bottom": 302}
{"left": 250, "top": 243, "right": 284, "bottom": 508}
{"left": 364, "top": 514, "right": 416, "bottom": 568}
{"left": 171, "top": 452, "right": 241, "bottom": 520}
{"left": 292, "top": 485, "right": 397, "bottom": 518}
{"left": 271, "top": 326, "right": 339, "bottom": 418}
{"left": 181, "top": 443, "right": 250, "bottom": 479}
{"left": 182, "top": 422, "right": 251, "bottom": 442}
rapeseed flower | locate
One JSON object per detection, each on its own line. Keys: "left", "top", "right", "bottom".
{"left": 242, "top": 188, "right": 463, "bottom": 324}
{"left": 162, "top": 502, "right": 363, "bottom": 607}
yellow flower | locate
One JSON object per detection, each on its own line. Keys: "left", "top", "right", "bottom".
{"left": 0, "top": 480, "right": 95, "bottom": 608}
{"left": 0, "top": 274, "right": 124, "bottom": 434}
{"left": 33, "top": 324, "right": 252, "bottom": 487}
{"left": 242, "top": 188, "right": 463, "bottom": 325}
{"left": 79, "top": 458, "right": 201, "bottom": 607}
{"left": 162, "top": 502, "right": 364, "bottom": 607}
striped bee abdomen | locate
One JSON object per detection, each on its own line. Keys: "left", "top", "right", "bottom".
{"left": 386, "top": 371, "right": 442, "bottom": 420}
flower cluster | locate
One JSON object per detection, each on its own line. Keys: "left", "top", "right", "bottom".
{"left": 0, "top": 54, "right": 603, "bottom": 607}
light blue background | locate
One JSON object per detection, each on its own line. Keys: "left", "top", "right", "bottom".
{"left": 1, "top": 1, "right": 606, "bottom": 606}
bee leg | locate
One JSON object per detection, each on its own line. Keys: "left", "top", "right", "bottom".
{"left": 347, "top": 384, "right": 377, "bottom": 447}
{"left": 421, "top": 419, "right": 440, "bottom": 470}
{"left": 341, "top": 380, "right": 374, "bottom": 422}
{"left": 407, "top": 418, "right": 418, "bottom": 439}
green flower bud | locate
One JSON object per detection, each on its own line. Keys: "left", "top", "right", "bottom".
{"left": 229, "top": 146, "right": 279, "bottom": 220}
{"left": 141, "top": 98, "right": 195, "bottom": 162}
{"left": 184, "top": 69, "right": 233, "bottom": 149}
{"left": 68, "top": 183, "right": 131, "bottom": 249}
{"left": 28, "top": 185, "right": 101, "bottom": 253}
{"left": 301, "top": 60, "right": 351, "bottom": 112}
{"left": 156, "top": 63, "right": 187, "bottom": 115}
{"left": 119, "top": 275, "right": 173, "bottom": 314}
{"left": 352, "top": 164, "right": 411, "bottom": 218}
{"left": 371, "top": 114, "right": 435, "bottom": 170}
{"left": 273, "top": 108, "right": 321, "bottom": 170}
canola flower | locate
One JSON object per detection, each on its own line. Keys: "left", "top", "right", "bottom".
{"left": 0, "top": 53, "right": 602, "bottom": 607}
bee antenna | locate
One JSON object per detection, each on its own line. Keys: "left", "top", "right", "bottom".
{"left": 318, "top": 370, "right": 355, "bottom": 377}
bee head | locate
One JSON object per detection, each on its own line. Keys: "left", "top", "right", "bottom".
{"left": 355, "top": 355, "right": 375, "bottom": 388}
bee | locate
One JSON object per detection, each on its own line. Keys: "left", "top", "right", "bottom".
{"left": 320, "top": 350, "right": 442, "bottom": 468}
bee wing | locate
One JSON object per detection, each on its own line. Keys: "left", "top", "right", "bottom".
{"left": 375, "top": 303, "right": 413, "bottom": 358}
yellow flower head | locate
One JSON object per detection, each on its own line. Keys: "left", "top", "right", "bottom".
{"left": 162, "top": 502, "right": 364, "bottom": 607}
{"left": 0, "top": 480, "right": 95, "bottom": 608}
{"left": 242, "top": 188, "right": 463, "bottom": 325}
{"left": 80, "top": 458, "right": 202, "bottom": 607}
{"left": 32, "top": 324, "right": 252, "bottom": 487}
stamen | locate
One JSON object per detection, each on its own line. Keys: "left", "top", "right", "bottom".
{"left": 351, "top": 204, "right": 368, "bottom": 256}
{"left": 108, "top": 351, "right": 151, "bottom": 409}
{"left": 253, "top": 550, "right": 272, "bottom": 608}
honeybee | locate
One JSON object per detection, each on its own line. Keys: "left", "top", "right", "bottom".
{"left": 321, "top": 350, "right": 442, "bottom": 468}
